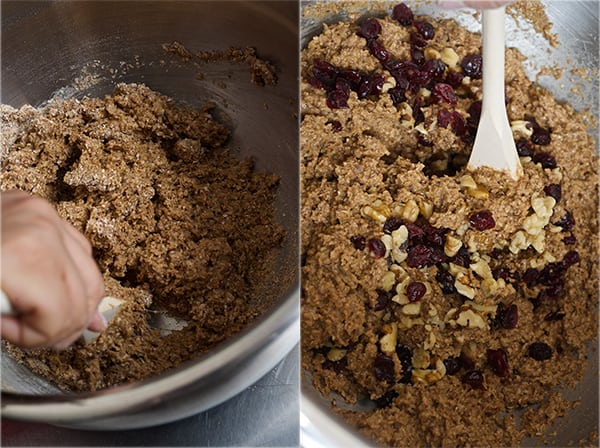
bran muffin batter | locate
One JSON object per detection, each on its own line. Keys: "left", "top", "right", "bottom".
{"left": 301, "top": 2, "right": 598, "bottom": 446}
{"left": 1, "top": 83, "right": 284, "bottom": 391}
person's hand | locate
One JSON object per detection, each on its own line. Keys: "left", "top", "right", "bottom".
{"left": 1, "top": 190, "right": 106, "bottom": 349}
{"left": 439, "top": 0, "right": 513, "bottom": 9}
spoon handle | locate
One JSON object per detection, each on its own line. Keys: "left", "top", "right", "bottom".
{"left": 481, "top": 7, "right": 508, "bottom": 119}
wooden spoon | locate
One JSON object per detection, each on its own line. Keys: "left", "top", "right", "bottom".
{"left": 467, "top": 6, "right": 522, "bottom": 180}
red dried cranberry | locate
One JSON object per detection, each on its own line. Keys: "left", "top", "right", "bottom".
{"left": 522, "top": 267, "right": 540, "bottom": 286}
{"left": 383, "top": 216, "right": 404, "bottom": 234}
{"left": 432, "top": 83, "right": 458, "bottom": 105}
{"left": 374, "top": 289, "right": 391, "bottom": 311}
{"left": 451, "top": 112, "right": 467, "bottom": 136}
{"left": 412, "top": 98, "right": 425, "bottom": 124}
{"left": 326, "top": 88, "right": 349, "bottom": 109}
{"left": 496, "top": 303, "right": 518, "bottom": 329}
{"left": 338, "top": 69, "right": 364, "bottom": 91}
{"left": 437, "top": 108, "right": 452, "bottom": 128}
{"left": 407, "top": 244, "right": 434, "bottom": 268}
{"left": 528, "top": 342, "right": 552, "bottom": 361}
{"left": 374, "top": 390, "right": 399, "bottom": 408}
{"left": 417, "top": 134, "right": 434, "bottom": 147}
{"left": 538, "top": 262, "right": 567, "bottom": 286}
{"left": 467, "top": 100, "right": 482, "bottom": 120}
{"left": 543, "top": 184, "right": 561, "bottom": 202}
{"left": 423, "top": 59, "right": 447, "bottom": 80}
{"left": 436, "top": 268, "right": 456, "bottom": 294}
{"left": 404, "top": 221, "right": 425, "bottom": 243}
{"left": 445, "top": 71, "right": 464, "bottom": 88}
{"left": 554, "top": 210, "right": 575, "bottom": 231}
{"left": 544, "top": 310, "right": 566, "bottom": 321}
{"left": 461, "top": 54, "right": 483, "bottom": 78}
{"left": 367, "top": 39, "right": 390, "bottom": 62}
{"left": 409, "top": 31, "right": 428, "bottom": 48}
{"left": 395, "top": 344, "right": 413, "bottom": 384}
{"left": 532, "top": 151, "right": 557, "bottom": 169}
{"left": 326, "top": 120, "right": 342, "bottom": 132}
{"left": 424, "top": 223, "right": 449, "bottom": 247}
{"left": 450, "top": 246, "right": 471, "bottom": 268}
{"left": 515, "top": 138, "right": 534, "bottom": 157}
{"left": 323, "top": 357, "right": 347, "bottom": 373}
{"left": 443, "top": 357, "right": 461, "bottom": 375}
{"left": 350, "top": 235, "right": 366, "bottom": 250}
{"left": 469, "top": 210, "right": 495, "bottom": 231}
{"left": 358, "top": 73, "right": 385, "bottom": 98}
{"left": 389, "top": 86, "right": 407, "bottom": 105}
{"left": 562, "top": 250, "right": 580, "bottom": 267}
{"left": 312, "top": 58, "right": 338, "bottom": 88}
{"left": 414, "top": 20, "right": 435, "bottom": 39}
{"left": 367, "top": 238, "right": 387, "bottom": 258}
{"left": 461, "top": 369, "right": 485, "bottom": 390}
{"left": 374, "top": 352, "right": 395, "bottom": 383}
{"left": 411, "top": 47, "right": 426, "bottom": 65}
{"left": 563, "top": 234, "right": 577, "bottom": 245}
{"left": 486, "top": 348, "right": 510, "bottom": 377}
{"left": 358, "top": 18, "right": 382, "bottom": 40}
{"left": 392, "top": 2, "right": 414, "bottom": 26}
{"left": 406, "top": 281, "right": 426, "bottom": 302}
{"left": 531, "top": 127, "right": 551, "bottom": 146}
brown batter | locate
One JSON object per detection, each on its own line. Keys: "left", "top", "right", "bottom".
{"left": 1, "top": 83, "right": 284, "bottom": 391}
{"left": 301, "top": 2, "right": 598, "bottom": 446}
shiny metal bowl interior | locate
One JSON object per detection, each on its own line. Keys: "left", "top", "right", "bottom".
{"left": 300, "top": 1, "right": 598, "bottom": 446}
{"left": 1, "top": 1, "right": 299, "bottom": 430}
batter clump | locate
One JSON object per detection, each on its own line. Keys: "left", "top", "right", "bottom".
{"left": 1, "top": 83, "right": 284, "bottom": 391}
{"left": 301, "top": 2, "right": 598, "bottom": 446}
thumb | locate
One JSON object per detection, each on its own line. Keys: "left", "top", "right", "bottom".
{"left": 86, "top": 309, "right": 108, "bottom": 333}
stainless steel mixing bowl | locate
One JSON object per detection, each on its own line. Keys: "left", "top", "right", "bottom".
{"left": 1, "top": 1, "right": 299, "bottom": 430}
{"left": 300, "top": 1, "right": 599, "bottom": 446}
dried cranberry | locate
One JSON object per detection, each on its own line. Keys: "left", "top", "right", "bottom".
{"left": 424, "top": 224, "right": 449, "bottom": 247}
{"left": 445, "top": 71, "right": 464, "bottom": 88}
{"left": 367, "top": 238, "right": 387, "bottom": 258}
{"left": 312, "top": 59, "right": 338, "bottom": 88}
{"left": 538, "top": 262, "right": 567, "bottom": 286}
{"left": 461, "top": 54, "right": 483, "bottom": 78}
{"left": 392, "top": 2, "right": 414, "bottom": 26}
{"left": 495, "top": 303, "right": 518, "bottom": 329}
{"left": 432, "top": 83, "right": 458, "bottom": 105}
{"left": 374, "top": 289, "right": 391, "bottom": 311}
{"left": 444, "top": 357, "right": 461, "bottom": 375}
{"left": 350, "top": 235, "right": 366, "bottom": 250}
{"left": 522, "top": 267, "right": 540, "bottom": 286}
{"left": 409, "top": 31, "right": 428, "bottom": 48}
{"left": 326, "top": 120, "right": 342, "bottom": 132}
{"left": 543, "top": 184, "right": 561, "bottom": 202}
{"left": 417, "top": 134, "right": 434, "bottom": 147}
{"left": 451, "top": 112, "right": 467, "bottom": 136}
{"left": 412, "top": 98, "right": 425, "bottom": 124}
{"left": 374, "top": 390, "right": 398, "bottom": 408}
{"left": 358, "top": 73, "right": 385, "bottom": 98}
{"left": 367, "top": 39, "right": 390, "bottom": 62}
{"left": 374, "top": 352, "right": 395, "bottom": 383}
{"left": 423, "top": 59, "right": 447, "bottom": 80}
{"left": 555, "top": 210, "right": 575, "bottom": 231}
{"left": 461, "top": 369, "right": 485, "bottom": 390}
{"left": 404, "top": 221, "right": 425, "bottom": 243}
{"left": 562, "top": 250, "right": 580, "bottom": 267}
{"left": 383, "top": 216, "right": 404, "bottom": 234}
{"left": 487, "top": 348, "right": 510, "bottom": 377}
{"left": 451, "top": 246, "right": 471, "bottom": 268}
{"left": 407, "top": 244, "right": 434, "bottom": 268}
{"left": 528, "top": 342, "right": 552, "bottom": 361}
{"left": 532, "top": 151, "right": 557, "bottom": 169}
{"left": 410, "top": 47, "right": 425, "bottom": 65}
{"left": 469, "top": 210, "right": 495, "bottom": 231}
{"left": 323, "top": 357, "right": 347, "bottom": 373}
{"left": 358, "top": 18, "right": 382, "bottom": 40}
{"left": 389, "top": 86, "right": 407, "bottom": 105}
{"left": 437, "top": 108, "right": 452, "bottom": 128}
{"left": 326, "top": 88, "right": 349, "bottom": 109}
{"left": 338, "top": 69, "right": 363, "bottom": 91}
{"left": 544, "top": 310, "right": 566, "bottom": 321}
{"left": 396, "top": 344, "right": 413, "bottom": 384}
{"left": 436, "top": 268, "right": 456, "bottom": 294}
{"left": 563, "top": 234, "right": 577, "bottom": 245}
{"left": 515, "top": 138, "right": 534, "bottom": 157}
{"left": 467, "top": 100, "right": 482, "bottom": 121}
{"left": 406, "top": 281, "right": 426, "bottom": 302}
{"left": 531, "top": 127, "right": 551, "bottom": 146}
{"left": 414, "top": 20, "right": 435, "bottom": 40}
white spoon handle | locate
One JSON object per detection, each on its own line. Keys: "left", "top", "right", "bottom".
{"left": 481, "top": 8, "right": 507, "bottom": 116}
